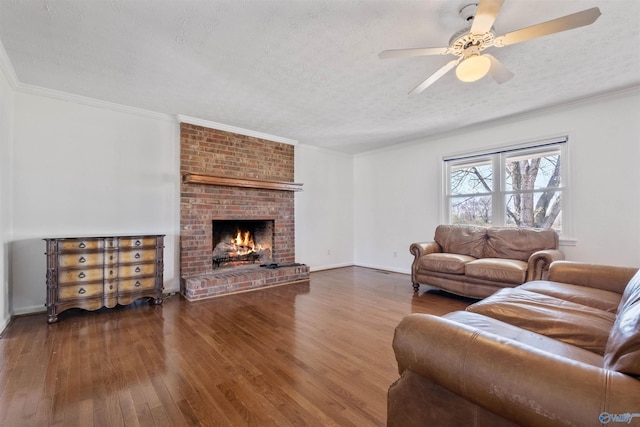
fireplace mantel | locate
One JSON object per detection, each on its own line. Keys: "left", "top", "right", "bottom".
{"left": 183, "top": 173, "right": 303, "bottom": 192}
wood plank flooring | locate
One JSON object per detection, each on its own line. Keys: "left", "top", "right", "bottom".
{"left": 0, "top": 267, "right": 473, "bottom": 427}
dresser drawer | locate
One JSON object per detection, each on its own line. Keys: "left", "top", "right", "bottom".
{"left": 58, "top": 253, "right": 104, "bottom": 268}
{"left": 119, "top": 277, "right": 155, "bottom": 292}
{"left": 58, "top": 268, "right": 103, "bottom": 285}
{"left": 104, "top": 266, "right": 118, "bottom": 281}
{"left": 119, "top": 263, "right": 156, "bottom": 278}
{"left": 59, "top": 239, "right": 102, "bottom": 252}
{"left": 119, "top": 237, "right": 157, "bottom": 248}
{"left": 104, "top": 280, "right": 117, "bottom": 294}
{"left": 58, "top": 283, "right": 103, "bottom": 301}
{"left": 118, "top": 249, "right": 156, "bottom": 263}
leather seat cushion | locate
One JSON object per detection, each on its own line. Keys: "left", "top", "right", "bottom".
{"left": 604, "top": 271, "right": 640, "bottom": 376}
{"left": 519, "top": 281, "right": 621, "bottom": 313}
{"left": 465, "top": 258, "right": 528, "bottom": 284}
{"left": 444, "top": 311, "right": 603, "bottom": 368}
{"left": 419, "top": 253, "right": 476, "bottom": 275}
{"left": 466, "top": 288, "right": 616, "bottom": 354}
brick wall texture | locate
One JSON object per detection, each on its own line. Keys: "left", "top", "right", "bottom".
{"left": 180, "top": 123, "right": 296, "bottom": 278}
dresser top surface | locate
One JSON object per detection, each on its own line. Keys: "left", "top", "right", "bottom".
{"left": 44, "top": 235, "right": 165, "bottom": 241}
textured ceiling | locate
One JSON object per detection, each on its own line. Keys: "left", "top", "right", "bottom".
{"left": 1, "top": 0, "right": 639, "bottom": 153}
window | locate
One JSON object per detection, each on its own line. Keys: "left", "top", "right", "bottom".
{"left": 444, "top": 138, "right": 567, "bottom": 235}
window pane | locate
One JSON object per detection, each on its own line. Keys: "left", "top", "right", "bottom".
{"left": 450, "top": 196, "right": 492, "bottom": 225}
{"left": 505, "top": 150, "right": 561, "bottom": 191}
{"left": 505, "top": 191, "right": 562, "bottom": 231}
{"left": 450, "top": 161, "right": 492, "bottom": 195}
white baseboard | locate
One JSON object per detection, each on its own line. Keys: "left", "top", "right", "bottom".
{"left": 308, "top": 262, "right": 353, "bottom": 272}
{"left": 0, "top": 315, "right": 11, "bottom": 335}
{"left": 308, "top": 263, "right": 411, "bottom": 275}
{"left": 12, "top": 305, "right": 47, "bottom": 316}
{"left": 353, "top": 263, "right": 411, "bottom": 275}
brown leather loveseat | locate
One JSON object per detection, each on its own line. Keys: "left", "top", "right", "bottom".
{"left": 411, "top": 224, "right": 564, "bottom": 298}
{"left": 388, "top": 261, "right": 640, "bottom": 426}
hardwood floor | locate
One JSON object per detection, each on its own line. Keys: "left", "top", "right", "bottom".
{"left": 0, "top": 267, "right": 473, "bottom": 427}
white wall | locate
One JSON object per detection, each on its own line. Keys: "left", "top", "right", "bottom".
{"left": 5, "top": 74, "right": 639, "bottom": 316}
{"left": 354, "top": 88, "right": 640, "bottom": 273}
{"left": 0, "top": 59, "right": 14, "bottom": 330}
{"left": 295, "top": 144, "right": 354, "bottom": 270}
{"left": 11, "top": 92, "right": 181, "bottom": 314}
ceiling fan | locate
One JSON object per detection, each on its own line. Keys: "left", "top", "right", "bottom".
{"left": 379, "top": 0, "right": 601, "bottom": 94}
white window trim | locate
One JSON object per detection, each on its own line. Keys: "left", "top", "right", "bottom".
{"left": 441, "top": 135, "right": 574, "bottom": 243}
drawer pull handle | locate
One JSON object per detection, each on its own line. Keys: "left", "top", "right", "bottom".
{"left": 79, "top": 256, "right": 86, "bottom": 263}
{"left": 135, "top": 240, "right": 141, "bottom": 246}
{"left": 109, "top": 285, "right": 113, "bottom": 290}
{"left": 135, "top": 281, "right": 141, "bottom": 288}
{"left": 135, "top": 267, "right": 141, "bottom": 273}
{"left": 134, "top": 253, "right": 141, "bottom": 259}
{"left": 78, "top": 272, "right": 86, "bottom": 279}
{"left": 79, "top": 242, "right": 86, "bottom": 249}
{"left": 109, "top": 270, "right": 113, "bottom": 276}
{"left": 78, "top": 288, "right": 86, "bottom": 295}
{"left": 110, "top": 255, "right": 113, "bottom": 260}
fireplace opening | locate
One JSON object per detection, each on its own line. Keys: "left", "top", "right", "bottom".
{"left": 212, "top": 220, "right": 274, "bottom": 268}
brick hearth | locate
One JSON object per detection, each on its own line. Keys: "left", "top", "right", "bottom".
{"left": 180, "top": 122, "right": 309, "bottom": 299}
{"left": 182, "top": 265, "right": 310, "bottom": 300}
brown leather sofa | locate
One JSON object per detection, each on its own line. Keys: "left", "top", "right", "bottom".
{"left": 388, "top": 261, "right": 640, "bottom": 427}
{"left": 411, "top": 224, "right": 564, "bottom": 298}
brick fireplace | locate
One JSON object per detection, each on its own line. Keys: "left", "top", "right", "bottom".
{"left": 180, "top": 122, "right": 310, "bottom": 300}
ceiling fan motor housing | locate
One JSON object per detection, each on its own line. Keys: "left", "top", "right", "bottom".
{"left": 459, "top": 3, "right": 479, "bottom": 23}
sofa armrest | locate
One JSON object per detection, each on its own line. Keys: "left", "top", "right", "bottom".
{"left": 410, "top": 242, "right": 441, "bottom": 282}
{"left": 525, "top": 249, "right": 564, "bottom": 281}
{"left": 410, "top": 241, "right": 441, "bottom": 259}
{"left": 393, "top": 313, "right": 640, "bottom": 426}
{"left": 548, "top": 261, "right": 638, "bottom": 294}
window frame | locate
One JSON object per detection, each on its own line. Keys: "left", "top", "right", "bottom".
{"left": 441, "top": 137, "right": 572, "bottom": 241}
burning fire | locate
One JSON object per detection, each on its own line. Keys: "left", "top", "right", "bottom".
{"left": 212, "top": 226, "right": 272, "bottom": 268}
{"left": 233, "top": 229, "right": 257, "bottom": 254}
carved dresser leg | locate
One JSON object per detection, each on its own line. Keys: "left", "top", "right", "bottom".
{"left": 412, "top": 283, "right": 420, "bottom": 293}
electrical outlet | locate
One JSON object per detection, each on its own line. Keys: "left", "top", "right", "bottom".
{"left": 393, "top": 251, "right": 398, "bottom": 258}
{"left": 327, "top": 249, "right": 331, "bottom": 255}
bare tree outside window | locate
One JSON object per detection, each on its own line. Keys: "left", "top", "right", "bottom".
{"left": 505, "top": 150, "right": 562, "bottom": 230}
{"left": 450, "top": 161, "right": 493, "bottom": 225}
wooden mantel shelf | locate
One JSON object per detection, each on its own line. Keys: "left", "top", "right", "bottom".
{"left": 182, "top": 173, "right": 303, "bottom": 192}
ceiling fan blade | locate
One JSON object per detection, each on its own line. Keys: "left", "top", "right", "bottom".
{"left": 470, "top": 0, "right": 505, "bottom": 35}
{"left": 409, "top": 59, "right": 460, "bottom": 95}
{"left": 485, "top": 54, "right": 514, "bottom": 84}
{"left": 378, "top": 47, "right": 449, "bottom": 59}
{"left": 495, "top": 7, "right": 601, "bottom": 46}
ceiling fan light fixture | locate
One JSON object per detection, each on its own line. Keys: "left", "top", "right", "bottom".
{"left": 456, "top": 54, "right": 491, "bottom": 82}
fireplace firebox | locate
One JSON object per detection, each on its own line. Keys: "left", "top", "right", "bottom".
{"left": 212, "top": 220, "right": 274, "bottom": 268}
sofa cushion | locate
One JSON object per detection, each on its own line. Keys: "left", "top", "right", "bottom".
{"left": 519, "top": 281, "right": 621, "bottom": 313}
{"left": 466, "top": 288, "right": 616, "bottom": 354}
{"left": 465, "top": 258, "right": 528, "bottom": 284}
{"left": 444, "top": 311, "right": 603, "bottom": 368}
{"left": 604, "top": 270, "right": 640, "bottom": 376}
{"left": 420, "top": 253, "right": 476, "bottom": 275}
{"left": 434, "top": 224, "right": 486, "bottom": 259}
{"left": 483, "top": 227, "right": 558, "bottom": 261}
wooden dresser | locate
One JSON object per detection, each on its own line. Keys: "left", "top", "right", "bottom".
{"left": 44, "top": 235, "right": 164, "bottom": 323}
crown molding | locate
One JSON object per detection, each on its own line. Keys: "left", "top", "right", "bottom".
{"left": 17, "top": 83, "right": 176, "bottom": 122}
{"left": 0, "top": 40, "right": 19, "bottom": 89}
{"left": 177, "top": 114, "right": 298, "bottom": 146}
